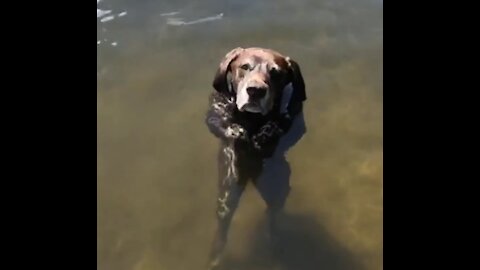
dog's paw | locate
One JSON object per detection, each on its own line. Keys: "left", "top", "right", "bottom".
{"left": 225, "top": 124, "right": 247, "bottom": 139}
{"left": 207, "top": 257, "right": 222, "bottom": 270}
{"left": 251, "top": 121, "right": 282, "bottom": 149}
{"left": 251, "top": 136, "right": 262, "bottom": 150}
{"left": 207, "top": 237, "right": 227, "bottom": 270}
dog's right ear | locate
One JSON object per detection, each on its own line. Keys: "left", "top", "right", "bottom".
{"left": 212, "top": 47, "right": 244, "bottom": 94}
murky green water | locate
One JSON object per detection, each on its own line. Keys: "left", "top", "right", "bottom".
{"left": 97, "top": 0, "right": 383, "bottom": 269}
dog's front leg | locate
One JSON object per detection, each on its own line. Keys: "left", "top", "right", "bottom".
{"left": 249, "top": 102, "right": 304, "bottom": 158}
{"left": 205, "top": 92, "right": 246, "bottom": 142}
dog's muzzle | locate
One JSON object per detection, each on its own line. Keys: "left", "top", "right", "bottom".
{"left": 236, "top": 84, "right": 270, "bottom": 114}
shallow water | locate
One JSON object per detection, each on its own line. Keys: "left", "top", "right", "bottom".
{"left": 97, "top": 0, "right": 383, "bottom": 269}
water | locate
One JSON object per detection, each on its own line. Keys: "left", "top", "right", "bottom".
{"left": 97, "top": 0, "right": 383, "bottom": 269}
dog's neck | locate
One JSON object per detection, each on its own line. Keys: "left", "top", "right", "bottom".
{"left": 232, "top": 110, "right": 269, "bottom": 131}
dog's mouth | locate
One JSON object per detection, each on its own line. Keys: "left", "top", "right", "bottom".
{"left": 239, "top": 102, "right": 264, "bottom": 114}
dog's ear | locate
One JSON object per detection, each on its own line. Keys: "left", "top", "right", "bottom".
{"left": 286, "top": 57, "right": 306, "bottom": 104}
{"left": 212, "top": 47, "right": 244, "bottom": 93}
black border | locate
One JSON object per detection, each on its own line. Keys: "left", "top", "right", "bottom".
{"left": 6, "top": 1, "right": 472, "bottom": 269}
{"left": 385, "top": 1, "right": 471, "bottom": 268}
{"left": 6, "top": 2, "right": 96, "bottom": 268}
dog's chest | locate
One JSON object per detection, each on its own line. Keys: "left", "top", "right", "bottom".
{"left": 232, "top": 111, "right": 270, "bottom": 134}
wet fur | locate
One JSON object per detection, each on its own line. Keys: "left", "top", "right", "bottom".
{"left": 205, "top": 47, "right": 306, "bottom": 269}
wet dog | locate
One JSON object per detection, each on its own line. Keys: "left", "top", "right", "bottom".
{"left": 205, "top": 47, "right": 306, "bottom": 269}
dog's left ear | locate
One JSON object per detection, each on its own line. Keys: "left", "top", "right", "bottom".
{"left": 286, "top": 57, "right": 306, "bottom": 103}
{"left": 212, "top": 47, "right": 244, "bottom": 94}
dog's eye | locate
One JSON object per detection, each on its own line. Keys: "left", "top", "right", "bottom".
{"left": 269, "top": 67, "right": 280, "bottom": 77}
{"left": 240, "top": 64, "right": 250, "bottom": 70}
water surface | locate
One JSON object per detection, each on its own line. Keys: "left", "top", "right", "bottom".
{"left": 97, "top": 1, "right": 383, "bottom": 269}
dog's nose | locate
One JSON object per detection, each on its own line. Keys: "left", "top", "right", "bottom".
{"left": 246, "top": 86, "right": 267, "bottom": 99}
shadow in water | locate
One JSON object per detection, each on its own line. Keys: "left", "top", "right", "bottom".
{"left": 222, "top": 212, "right": 366, "bottom": 270}
{"left": 252, "top": 112, "right": 307, "bottom": 213}
{"left": 219, "top": 113, "right": 365, "bottom": 270}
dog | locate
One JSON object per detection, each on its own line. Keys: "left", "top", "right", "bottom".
{"left": 205, "top": 47, "right": 306, "bottom": 269}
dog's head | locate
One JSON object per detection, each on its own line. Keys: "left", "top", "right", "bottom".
{"left": 212, "top": 47, "right": 305, "bottom": 115}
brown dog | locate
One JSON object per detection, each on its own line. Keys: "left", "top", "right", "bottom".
{"left": 205, "top": 47, "right": 306, "bottom": 269}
